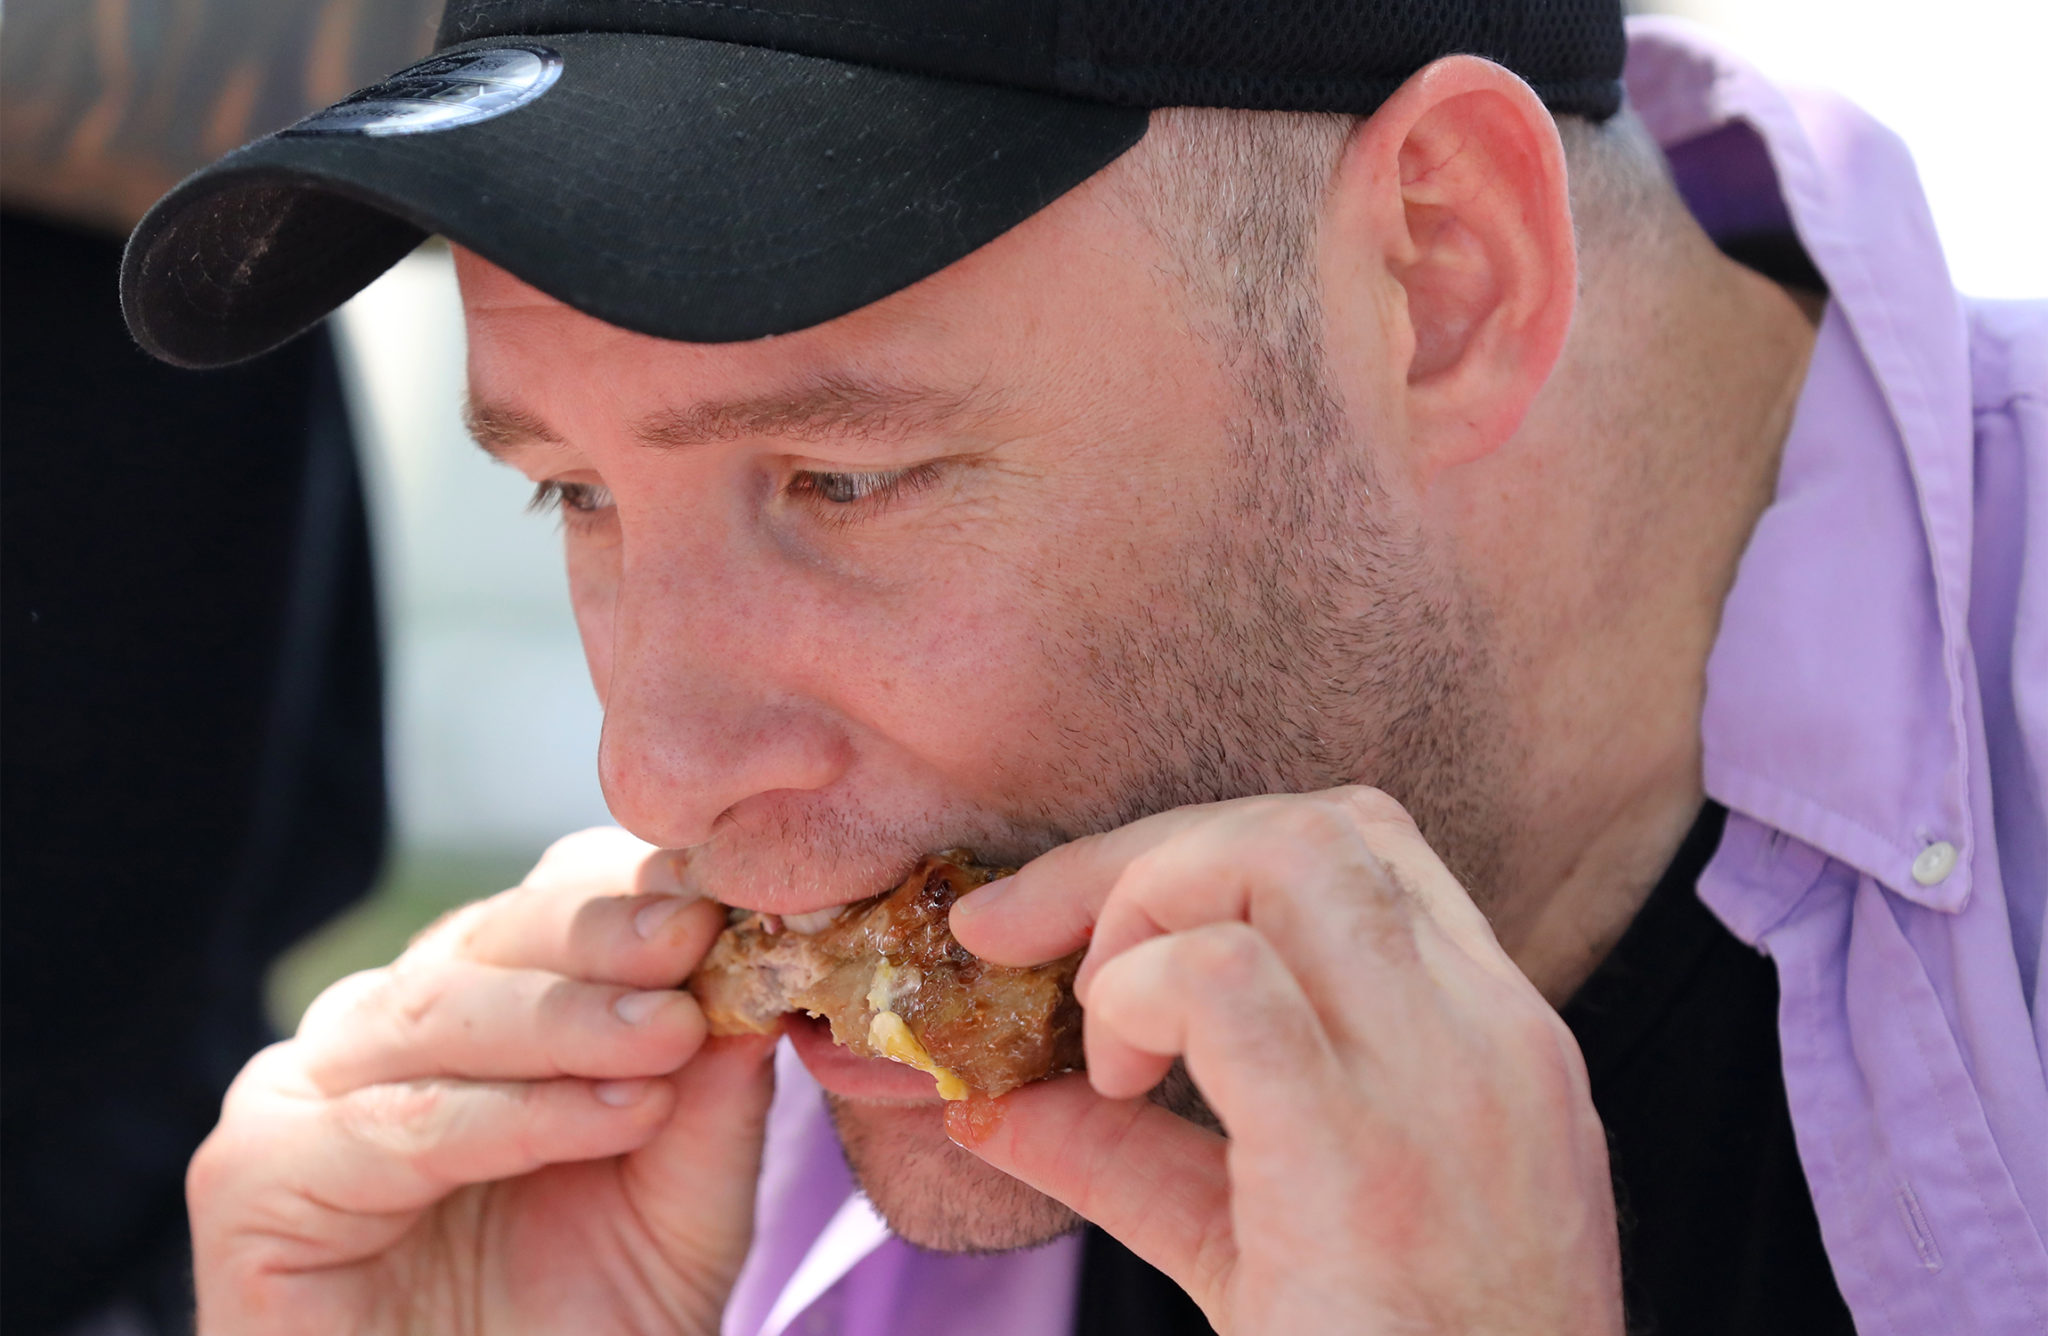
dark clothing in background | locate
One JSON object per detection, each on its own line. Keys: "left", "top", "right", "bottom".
{"left": 2, "top": 210, "right": 387, "bottom": 1335}
{"left": 1562, "top": 803, "right": 1855, "bottom": 1336}
{"left": 1073, "top": 803, "right": 1855, "bottom": 1336}
{"left": 1076, "top": 1221, "right": 1215, "bottom": 1336}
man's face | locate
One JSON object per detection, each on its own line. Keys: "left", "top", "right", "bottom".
{"left": 456, "top": 148, "right": 1503, "bottom": 1251}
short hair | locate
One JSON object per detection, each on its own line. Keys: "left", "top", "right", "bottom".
{"left": 1114, "top": 102, "right": 1678, "bottom": 348}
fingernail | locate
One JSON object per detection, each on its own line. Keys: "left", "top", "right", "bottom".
{"left": 595, "top": 1079, "right": 652, "bottom": 1107}
{"left": 952, "top": 876, "right": 1014, "bottom": 919}
{"left": 634, "top": 895, "right": 686, "bottom": 939}
{"left": 614, "top": 990, "right": 671, "bottom": 1025}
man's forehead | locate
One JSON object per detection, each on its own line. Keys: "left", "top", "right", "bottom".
{"left": 454, "top": 243, "right": 865, "bottom": 421}
{"left": 453, "top": 246, "right": 580, "bottom": 316}
{"left": 453, "top": 243, "right": 1047, "bottom": 461}
{"left": 451, "top": 173, "right": 1196, "bottom": 453}
{"left": 454, "top": 240, "right": 919, "bottom": 377}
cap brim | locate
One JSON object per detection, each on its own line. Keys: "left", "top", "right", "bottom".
{"left": 121, "top": 33, "right": 1150, "bottom": 368}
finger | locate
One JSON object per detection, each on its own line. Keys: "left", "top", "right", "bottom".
{"left": 405, "top": 825, "right": 679, "bottom": 963}
{"left": 949, "top": 798, "right": 1258, "bottom": 964}
{"left": 949, "top": 1074, "right": 1234, "bottom": 1324}
{"left": 296, "top": 962, "right": 707, "bottom": 1091}
{"left": 419, "top": 876, "right": 725, "bottom": 992}
{"left": 1073, "top": 799, "right": 1405, "bottom": 1009}
{"left": 955, "top": 787, "right": 1502, "bottom": 1011}
{"left": 522, "top": 826, "right": 683, "bottom": 895}
{"left": 1323, "top": 786, "right": 1521, "bottom": 980}
{"left": 211, "top": 1063, "right": 678, "bottom": 1243}
{"left": 1083, "top": 924, "right": 1342, "bottom": 1141}
{"left": 951, "top": 789, "right": 1405, "bottom": 972}
{"left": 620, "top": 1033, "right": 780, "bottom": 1277}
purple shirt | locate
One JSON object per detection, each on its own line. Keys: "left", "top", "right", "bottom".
{"left": 725, "top": 18, "right": 2048, "bottom": 1336}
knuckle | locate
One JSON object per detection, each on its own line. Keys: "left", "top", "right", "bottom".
{"left": 1332, "top": 784, "right": 1415, "bottom": 831}
{"left": 532, "top": 974, "right": 588, "bottom": 1034}
{"left": 573, "top": 889, "right": 651, "bottom": 958}
{"left": 345, "top": 968, "right": 405, "bottom": 1031}
{"left": 295, "top": 968, "right": 384, "bottom": 1039}
{"left": 1536, "top": 1012, "right": 1592, "bottom": 1096}
{"left": 337, "top": 1080, "right": 452, "bottom": 1158}
{"left": 404, "top": 894, "right": 493, "bottom": 960}
{"left": 186, "top": 1136, "right": 240, "bottom": 1216}
{"left": 633, "top": 847, "right": 687, "bottom": 896}
{"left": 1180, "top": 924, "right": 1269, "bottom": 992}
{"left": 1489, "top": 999, "right": 1587, "bottom": 1112}
{"left": 1272, "top": 798, "right": 1357, "bottom": 850}
{"left": 228, "top": 1040, "right": 302, "bottom": 1098}
{"left": 535, "top": 826, "right": 611, "bottom": 872}
{"left": 1507, "top": 1001, "right": 1573, "bottom": 1065}
{"left": 531, "top": 826, "right": 647, "bottom": 884}
{"left": 1117, "top": 841, "right": 1178, "bottom": 904}
{"left": 228, "top": 1039, "right": 331, "bottom": 1111}
{"left": 503, "top": 1109, "right": 547, "bottom": 1174}
{"left": 385, "top": 964, "right": 454, "bottom": 1035}
{"left": 1251, "top": 799, "right": 1378, "bottom": 877}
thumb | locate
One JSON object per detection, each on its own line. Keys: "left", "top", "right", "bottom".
{"left": 949, "top": 1074, "right": 1234, "bottom": 1319}
{"left": 622, "top": 1032, "right": 779, "bottom": 1282}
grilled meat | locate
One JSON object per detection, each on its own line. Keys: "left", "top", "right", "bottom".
{"left": 688, "top": 852, "right": 1084, "bottom": 1099}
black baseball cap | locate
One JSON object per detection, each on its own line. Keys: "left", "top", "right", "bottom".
{"left": 121, "top": 0, "right": 1626, "bottom": 369}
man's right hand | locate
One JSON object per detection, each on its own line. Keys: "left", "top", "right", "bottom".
{"left": 190, "top": 828, "right": 777, "bottom": 1335}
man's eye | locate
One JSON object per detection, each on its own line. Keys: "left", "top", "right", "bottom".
{"left": 528, "top": 480, "right": 615, "bottom": 518}
{"left": 786, "top": 464, "right": 939, "bottom": 516}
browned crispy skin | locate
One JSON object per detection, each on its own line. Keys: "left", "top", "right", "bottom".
{"left": 688, "top": 852, "right": 1084, "bottom": 1098}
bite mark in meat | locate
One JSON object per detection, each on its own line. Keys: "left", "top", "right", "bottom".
{"left": 688, "top": 852, "right": 1084, "bottom": 1099}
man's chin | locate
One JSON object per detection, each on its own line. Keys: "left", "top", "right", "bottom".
{"left": 824, "top": 1094, "right": 1081, "bottom": 1254}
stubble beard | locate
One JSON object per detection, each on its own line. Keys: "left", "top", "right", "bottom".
{"left": 829, "top": 304, "right": 1515, "bottom": 1255}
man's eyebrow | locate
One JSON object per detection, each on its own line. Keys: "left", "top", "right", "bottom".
{"left": 463, "top": 400, "right": 563, "bottom": 460}
{"left": 631, "top": 375, "right": 1001, "bottom": 451}
{"left": 463, "top": 376, "right": 1004, "bottom": 462}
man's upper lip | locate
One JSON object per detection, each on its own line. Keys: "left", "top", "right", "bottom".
{"left": 686, "top": 849, "right": 930, "bottom": 917}
{"left": 701, "top": 882, "right": 885, "bottom": 919}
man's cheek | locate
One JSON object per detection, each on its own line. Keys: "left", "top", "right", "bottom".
{"left": 873, "top": 614, "right": 1067, "bottom": 768}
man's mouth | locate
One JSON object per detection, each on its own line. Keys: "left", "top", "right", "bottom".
{"left": 784, "top": 1013, "right": 952, "bottom": 1101}
{"left": 724, "top": 903, "right": 851, "bottom": 936}
{"left": 748, "top": 891, "right": 956, "bottom": 1101}
{"left": 690, "top": 852, "right": 1086, "bottom": 1100}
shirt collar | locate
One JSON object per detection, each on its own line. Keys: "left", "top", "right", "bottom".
{"left": 1626, "top": 17, "right": 1979, "bottom": 912}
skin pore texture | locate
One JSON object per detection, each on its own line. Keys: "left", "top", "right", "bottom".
{"left": 456, "top": 64, "right": 1820, "bottom": 1256}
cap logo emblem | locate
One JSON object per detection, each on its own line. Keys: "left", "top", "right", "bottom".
{"left": 285, "top": 45, "right": 562, "bottom": 138}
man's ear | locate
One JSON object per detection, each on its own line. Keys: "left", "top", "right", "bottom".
{"left": 1323, "top": 55, "right": 1577, "bottom": 481}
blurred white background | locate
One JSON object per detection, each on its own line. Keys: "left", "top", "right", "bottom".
{"left": 1653, "top": 0, "right": 2048, "bottom": 300}
{"left": 336, "top": 250, "right": 611, "bottom": 852}
{"left": 270, "top": 251, "right": 610, "bottom": 1023}
{"left": 271, "top": 0, "right": 2046, "bottom": 1020}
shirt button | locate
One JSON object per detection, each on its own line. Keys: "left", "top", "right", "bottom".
{"left": 1911, "top": 840, "right": 1959, "bottom": 886}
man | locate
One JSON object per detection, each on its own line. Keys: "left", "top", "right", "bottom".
{"left": 121, "top": 2, "right": 2045, "bottom": 1334}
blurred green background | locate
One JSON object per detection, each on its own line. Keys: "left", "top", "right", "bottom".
{"left": 264, "top": 846, "right": 543, "bottom": 1031}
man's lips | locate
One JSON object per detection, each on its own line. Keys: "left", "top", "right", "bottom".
{"left": 785, "top": 1013, "right": 949, "bottom": 1102}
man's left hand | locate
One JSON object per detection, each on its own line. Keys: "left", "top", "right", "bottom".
{"left": 949, "top": 787, "right": 1623, "bottom": 1336}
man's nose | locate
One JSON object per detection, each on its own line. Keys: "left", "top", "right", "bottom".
{"left": 595, "top": 553, "right": 849, "bottom": 850}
